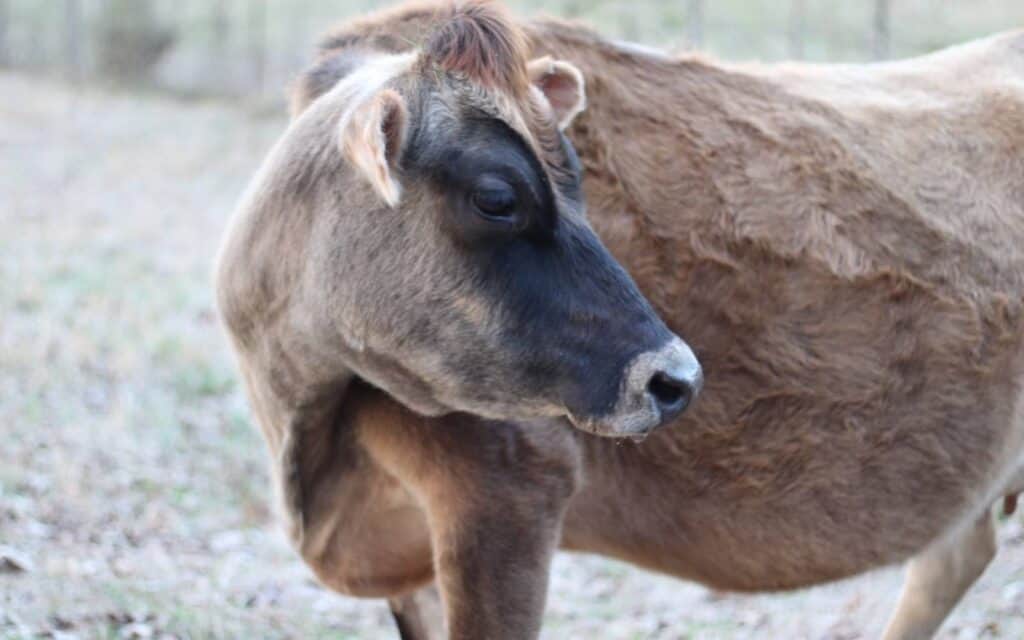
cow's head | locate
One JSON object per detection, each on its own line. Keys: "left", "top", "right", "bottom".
{"left": 237, "top": 1, "right": 701, "bottom": 437}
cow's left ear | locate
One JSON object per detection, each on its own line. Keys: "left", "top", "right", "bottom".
{"left": 339, "top": 88, "right": 408, "bottom": 208}
{"left": 527, "top": 56, "right": 586, "bottom": 130}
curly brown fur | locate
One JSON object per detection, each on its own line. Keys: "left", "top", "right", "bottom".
{"left": 420, "top": 1, "right": 529, "bottom": 97}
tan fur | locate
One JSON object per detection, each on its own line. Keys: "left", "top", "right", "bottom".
{"left": 225, "top": 3, "right": 1024, "bottom": 639}
{"left": 882, "top": 513, "right": 997, "bottom": 640}
{"left": 389, "top": 585, "right": 446, "bottom": 640}
{"left": 340, "top": 88, "right": 409, "bottom": 207}
{"left": 420, "top": 0, "right": 530, "bottom": 98}
{"left": 526, "top": 56, "right": 585, "bottom": 130}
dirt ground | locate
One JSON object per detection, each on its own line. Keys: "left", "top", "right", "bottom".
{"left": 3, "top": 72, "right": 1024, "bottom": 639}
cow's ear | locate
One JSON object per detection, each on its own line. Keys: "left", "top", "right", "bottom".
{"left": 528, "top": 56, "right": 586, "bottom": 130}
{"left": 339, "top": 89, "right": 408, "bottom": 208}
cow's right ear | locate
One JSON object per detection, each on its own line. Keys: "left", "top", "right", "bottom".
{"left": 339, "top": 89, "right": 408, "bottom": 208}
{"left": 527, "top": 56, "right": 586, "bottom": 130}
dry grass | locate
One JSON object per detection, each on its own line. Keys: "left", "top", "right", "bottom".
{"left": 3, "top": 66, "right": 1024, "bottom": 639}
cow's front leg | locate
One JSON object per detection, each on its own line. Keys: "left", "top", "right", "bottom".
{"left": 359, "top": 401, "right": 581, "bottom": 640}
{"left": 389, "top": 584, "right": 445, "bottom": 640}
{"left": 428, "top": 480, "right": 569, "bottom": 640}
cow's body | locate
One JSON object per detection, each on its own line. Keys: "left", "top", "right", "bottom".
{"left": 251, "top": 7, "right": 1024, "bottom": 639}
{"left": 542, "top": 26, "right": 1024, "bottom": 591}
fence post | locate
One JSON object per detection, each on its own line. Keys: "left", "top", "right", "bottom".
{"left": 287, "top": 0, "right": 307, "bottom": 76}
{"left": 248, "top": 0, "right": 266, "bottom": 94}
{"left": 0, "top": 0, "right": 8, "bottom": 66}
{"left": 687, "top": 0, "right": 704, "bottom": 49}
{"left": 208, "top": 0, "right": 230, "bottom": 93}
{"left": 872, "top": 0, "right": 890, "bottom": 60}
{"left": 64, "top": 0, "right": 84, "bottom": 82}
{"left": 788, "top": 0, "right": 806, "bottom": 59}
{"left": 211, "top": 0, "right": 229, "bottom": 55}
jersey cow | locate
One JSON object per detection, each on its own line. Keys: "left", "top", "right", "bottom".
{"left": 216, "top": 2, "right": 1024, "bottom": 639}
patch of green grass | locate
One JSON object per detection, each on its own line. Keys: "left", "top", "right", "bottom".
{"left": 171, "top": 359, "right": 237, "bottom": 399}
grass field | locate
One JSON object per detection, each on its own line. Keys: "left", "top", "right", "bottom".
{"left": 4, "top": 14, "right": 1024, "bottom": 639}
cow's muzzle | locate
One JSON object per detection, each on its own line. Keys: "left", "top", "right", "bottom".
{"left": 570, "top": 337, "right": 703, "bottom": 438}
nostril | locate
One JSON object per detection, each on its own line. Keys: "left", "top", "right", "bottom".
{"left": 647, "top": 371, "right": 692, "bottom": 416}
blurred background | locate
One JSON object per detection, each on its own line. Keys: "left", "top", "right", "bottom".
{"left": 3, "top": 2, "right": 1024, "bottom": 639}
{"left": 4, "top": 0, "right": 1024, "bottom": 101}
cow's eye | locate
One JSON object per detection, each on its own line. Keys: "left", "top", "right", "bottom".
{"left": 471, "top": 179, "right": 518, "bottom": 222}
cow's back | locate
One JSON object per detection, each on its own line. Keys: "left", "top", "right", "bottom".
{"left": 756, "top": 30, "right": 1024, "bottom": 302}
{"left": 535, "top": 26, "right": 1024, "bottom": 310}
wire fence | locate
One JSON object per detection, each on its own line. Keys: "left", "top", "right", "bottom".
{"left": 0, "top": 0, "right": 1021, "bottom": 101}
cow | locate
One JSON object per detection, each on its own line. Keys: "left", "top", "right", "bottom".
{"left": 216, "top": 2, "right": 1024, "bottom": 639}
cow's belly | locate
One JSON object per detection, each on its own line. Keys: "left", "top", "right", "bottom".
{"left": 571, "top": 237, "right": 1024, "bottom": 589}
{"left": 561, "top": 372, "right": 1024, "bottom": 592}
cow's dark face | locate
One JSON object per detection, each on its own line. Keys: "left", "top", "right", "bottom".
{"left": 284, "top": 7, "right": 701, "bottom": 437}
